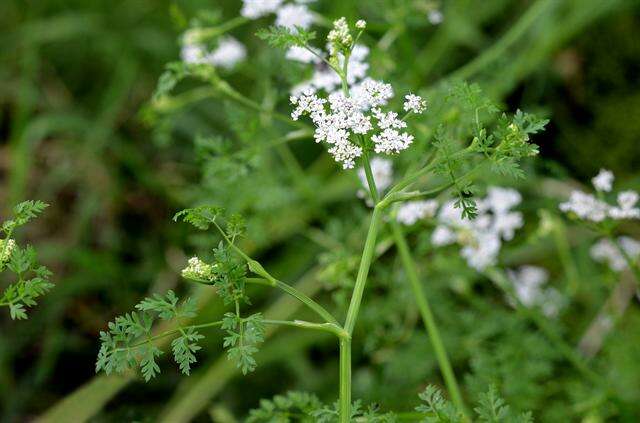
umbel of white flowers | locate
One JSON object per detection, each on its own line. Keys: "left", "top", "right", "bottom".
{"left": 291, "top": 84, "right": 425, "bottom": 168}
{"left": 559, "top": 169, "right": 640, "bottom": 222}
{"left": 431, "top": 187, "right": 524, "bottom": 270}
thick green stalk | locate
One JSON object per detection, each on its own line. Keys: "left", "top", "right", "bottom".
{"left": 338, "top": 205, "right": 383, "bottom": 421}
{"left": 338, "top": 338, "right": 352, "bottom": 423}
{"left": 390, "top": 220, "right": 468, "bottom": 418}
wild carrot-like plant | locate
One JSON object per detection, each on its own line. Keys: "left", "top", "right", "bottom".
{"left": 0, "top": 200, "right": 52, "bottom": 320}
{"left": 96, "top": 16, "right": 547, "bottom": 421}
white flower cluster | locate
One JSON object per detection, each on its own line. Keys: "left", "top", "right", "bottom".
{"left": 0, "top": 238, "right": 16, "bottom": 263}
{"left": 181, "top": 257, "right": 216, "bottom": 281}
{"left": 590, "top": 237, "right": 640, "bottom": 272}
{"left": 290, "top": 81, "right": 424, "bottom": 168}
{"left": 507, "top": 266, "right": 563, "bottom": 317}
{"left": 241, "top": 0, "right": 315, "bottom": 30}
{"left": 396, "top": 200, "right": 439, "bottom": 225}
{"left": 181, "top": 36, "right": 247, "bottom": 69}
{"left": 431, "top": 187, "right": 524, "bottom": 270}
{"left": 559, "top": 169, "right": 640, "bottom": 222}
{"left": 357, "top": 157, "right": 393, "bottom": 195}
{"left": 404, "top": 93, "right": 427, "bottom": 114}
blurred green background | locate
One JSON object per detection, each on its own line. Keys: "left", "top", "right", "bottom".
{"left": 1, "top": 0, "right": 639, "bottom": 421}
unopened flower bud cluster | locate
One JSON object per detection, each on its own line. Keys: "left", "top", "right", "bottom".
{"left": 181, "top": 257, "right": 217, "bottom": 281}
{"left": 0, "top": 238, "right": 16, "bottom": 263}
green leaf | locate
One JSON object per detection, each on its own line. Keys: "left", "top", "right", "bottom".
{"left": 171, "top": 328, "right": 204, "bottom": 375}
{"left": 256, "top": 25, "right": 316, "bottom": 49}
{"left": 173, "top": 205, "right": 224, "bottom": 230}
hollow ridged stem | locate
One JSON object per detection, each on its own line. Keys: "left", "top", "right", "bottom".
{"left": 390, "top": 220, "right": 468, "bottom": 419}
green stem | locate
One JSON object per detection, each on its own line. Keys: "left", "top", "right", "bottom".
{"left": 116, "top": 320, "right": 224, "bottom": 351}
{"left": 390, "top": 220, "right": 468, "bottom": 418}
{"left": 344, "top": 205, "right": 383, "bottom": 334}
{"left": 262, "top": 319, "right": 347, "bottom": 338}
{"left": 216, "top": 81, "right": 307, "bottom": 130}
{"left": 189, "top": 16, "right": 250, "bottom": 43}
{"left": 210, "top": 222, "right": 339, "bottom": 325}
{"left": 361, "top": 151, "right": 380, "bottom": 203}
{"left": 339, "top": 338, "right": 351, "bottom": 423}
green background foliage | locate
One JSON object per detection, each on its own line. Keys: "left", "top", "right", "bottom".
{"left": 1, "top": 0, "right": 639, "bottom": 421}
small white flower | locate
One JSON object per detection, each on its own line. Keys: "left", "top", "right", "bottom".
{"left": 372, "top": 108, "right": 406, "bottom": 130}
{"left": 559, "top": 190, "right": 610, "bottom": 222}
{"left": 208, "top": 37, "right": 246, "bottom": 69}
{"left": 461, "top": 232, "right": 501, "bottom": 271}
{"left": 431, "top": 226, "right": 456, "bottom": 246}
{"left": 428, "top": 10, "right": 444, "bottom": 25}
{"left": 275, "top": 4, "right": 315, "bottom": 30}
{"left": 590, "top": 237, "right": 640, "bottom": 272}
{"left": 181, "top": 43, "right": 208, "bottom": 65}
{"left": 396, "top": 200, "right": 439, "bottom": 225}
{"left": 372, "top": 128, "right": 414, "bottom": 155}
{"left": 592, "top": 169, "right": 614, "bottom": 192}
{"left": 241, "top": 0, "right": 283, "bottom": 19}
{"left": 403, "top": 93, "right": 427, "bottom": 114}
{"left": 609, "top": 190, "right": 640, "bottom": 219}
{"left": 560, "top": 170, "right": 639, "bottom": 222}
{"left": 356, "top": 20, "right": 367, "bottom": 29}
{"left": 507, "top": 266, "right": 563, "bottom": 317}
{"left": 508, "top": 266, "right": 548, "bottom": 308}
{"left": 485, "top": 186, "right": 522, "bottom": 215}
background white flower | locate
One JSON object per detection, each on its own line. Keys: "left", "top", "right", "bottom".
{"left": 431, "top": 187, "right": 524, "bottom": 270}
{"left": 590, "top": 237, "right": 640, "bottom": 272}
{"left": 560, "top": 170, "right": 639, "bottom": 222}
{"left": 396, "top": 200, "right": 439, "bottom": 225}
{"left": 592, "top": 169, "right": 614, "bottom": 192}
{"left": 208, "top": 37, "right": 247, "bottom": 69}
